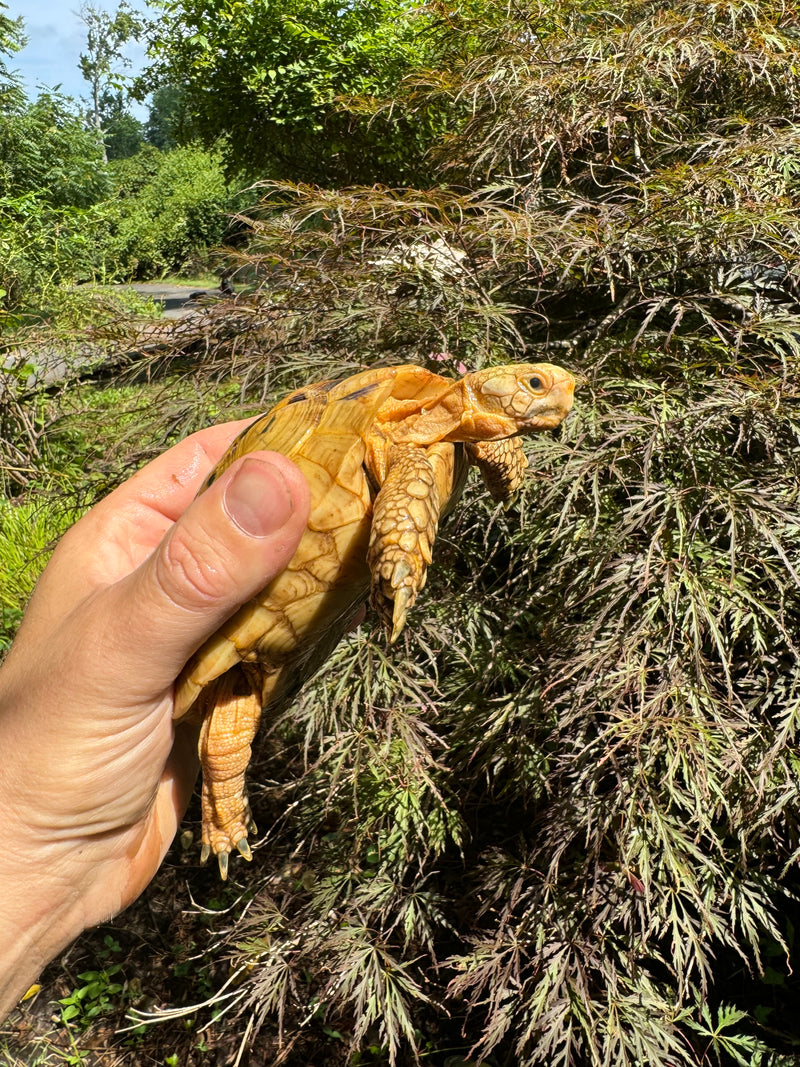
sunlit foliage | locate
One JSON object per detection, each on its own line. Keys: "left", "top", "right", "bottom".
{"left": 172, "top": 1, "right": 800, "bottom": 1063}
{"left": 5, "top": 0, "right": 799, "bottom": 1063}
{"left": 142, "top": 0, "right": 443, "bottom": 183}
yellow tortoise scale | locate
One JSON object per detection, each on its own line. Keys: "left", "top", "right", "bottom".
{"left": 174, "top": 361, "right": 576, "bottom": 877}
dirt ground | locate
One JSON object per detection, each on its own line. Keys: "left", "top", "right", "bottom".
{"left": 1, "top": 814, "right": 353, "bottom": 1067}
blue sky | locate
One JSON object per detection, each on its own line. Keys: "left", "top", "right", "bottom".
{"left": 7, "top": 0, "right": 149, "bottom": 113}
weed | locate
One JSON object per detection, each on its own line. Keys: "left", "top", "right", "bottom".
{"left": 58, "top": 964, "right": 126, "bottom": 1029}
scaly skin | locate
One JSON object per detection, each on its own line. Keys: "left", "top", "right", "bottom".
{"left": 367, "top": 442, "right": 451, "bottom": 642}
{"left": 174, "top": 362, "right": 575, "bottom": 875}
{"left": 196, "top": 667, "right": 261, "bottom": 869}
{"left": 466, "top": 438, "right": 529, "bottom": 502}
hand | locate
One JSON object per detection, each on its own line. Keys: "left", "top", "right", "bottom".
{"left": 0, "top": 423, "right": 309, "bottom": 1018}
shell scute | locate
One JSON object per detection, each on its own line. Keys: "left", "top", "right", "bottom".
{"left": 288, "top": 528, "right": 332, "bottom": 569}
{"left": 296, "top": 435, "right": 366, "bottom": 498}
{"left": 331, "top": 517, "right": 371, "bottom": 564}
{"left": 282, "top": 589, "right": 337, "bottom": 632}
{"left": 381, "top": 364, "right": 447, "bottom": 402}
{"left": 308, "top": 477, "right": 370, "bottom": 532}
{"left": 217, "top": 603, "right": 279, "bottom": 656}
{"left": 339, "top": 382, "right": 384, "bottom": 402}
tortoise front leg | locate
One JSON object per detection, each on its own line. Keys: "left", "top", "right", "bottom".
{"left": 466, "top": 437, "right": 528, "bottom": 502}
{"left": 197, "top": 666, "right": 261, "bottom": 878}
{"left": 368, "top": 442, "right": 455, "bottom": 642}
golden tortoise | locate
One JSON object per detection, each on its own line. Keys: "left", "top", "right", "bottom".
{"left": 173, "top": 361, "right": 576, "bottom": 876}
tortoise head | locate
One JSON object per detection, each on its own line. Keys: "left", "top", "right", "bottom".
{"left": 459, "top": 362, "right": 576, "bottom": 439}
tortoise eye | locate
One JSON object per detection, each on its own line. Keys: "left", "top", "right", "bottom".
{"left": 529, "top": 376, "right": 543, "bottom": 390}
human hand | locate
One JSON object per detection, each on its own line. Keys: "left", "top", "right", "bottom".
{"left": 0, "top": 423, "right": 309, "bottom": 1017}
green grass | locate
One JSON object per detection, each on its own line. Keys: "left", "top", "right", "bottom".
{"left": 157, "top": 271, "right": 221, "bottom": 289}
{"left": 0, "top": 496, "right": 83, "bottom": 650}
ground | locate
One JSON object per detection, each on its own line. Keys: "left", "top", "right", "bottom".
{"left": 0, "top": 792, "right": 355, "bottom": 1067}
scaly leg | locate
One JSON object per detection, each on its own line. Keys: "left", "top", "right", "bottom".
{"left": 466, "top": 437, "right": 528, "bottom": 502}
{"left": 368, "top": 442, "right": 455, "bottom": 642}
{"left": 197, "top": 666, "right": 261, "bottom": 878}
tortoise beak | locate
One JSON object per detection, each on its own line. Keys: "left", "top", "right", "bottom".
{"left": 535, "top": 370, "right": 575, "bottom": 428}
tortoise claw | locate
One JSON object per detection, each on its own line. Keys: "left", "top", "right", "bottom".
{"left": 390, "top": 585, "right": 415, "bottom": 643}
{"left": 200, "top": 839, "right": 248, "bottom": 875}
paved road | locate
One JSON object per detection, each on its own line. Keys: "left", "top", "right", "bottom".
{"left": 5, "top": 283, "right": 229, "bottom": 387}
{"left": 126, "top": 282, "right": 219, "bottom": 319}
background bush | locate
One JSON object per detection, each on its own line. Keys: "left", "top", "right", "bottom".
{"left": 0, "top": 92, "right": 110, "bottom": 208}
{"left": 0, "top": 90, "right": 240, "bottom": 311}
{"left": 102, "top": 143, "right": 241, "bottom": 279}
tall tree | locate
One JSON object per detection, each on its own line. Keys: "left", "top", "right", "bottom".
{"left": 99, "top": 89, "right": 144, "bottom": 159}
{"left": 0, "top": 0, "right": 26, "bottom": 110}
{"left": 144, "top": 82, "right": 195, "bottom": 151}
{"left": 78, "top": 1, "right": 143, "bottom": 162}
{"left": 142, "top": 0, "right": 441, "bottom": 183}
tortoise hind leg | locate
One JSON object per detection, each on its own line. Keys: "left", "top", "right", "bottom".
{"left": 197, "top": 666, "right": 261, "bottom": 878}
{"left": 368, "top": 442, "right": 455, "bottom": 642}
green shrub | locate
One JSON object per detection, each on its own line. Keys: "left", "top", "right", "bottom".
{"left": 0, "top": 95, "right": 239, "bottom": 306}
{"left": 104, "top": 144, "right": 239, "bottom": 278}
{"left": 0, "top": 92, "right": 110, "bottom": 208}
{"left": 0, "top": 91, "right": 113, "bottom": 308}
{"left": 0, "top": 193, "right": 113, "bottom": 306}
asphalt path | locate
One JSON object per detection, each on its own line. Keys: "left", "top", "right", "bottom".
{"left": 5, "top": 284, "right": 224, "bottom": 387}
{"left": 126, "top": 282, "right": 216, "bottom": 318}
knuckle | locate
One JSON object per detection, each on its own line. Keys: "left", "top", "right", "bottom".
{"left": 157, "top": 524, "right": 238, "bottom": 610}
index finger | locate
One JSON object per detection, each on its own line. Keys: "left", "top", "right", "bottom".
{"left": 95, "top": 419, "right": 257, "bottom": 526}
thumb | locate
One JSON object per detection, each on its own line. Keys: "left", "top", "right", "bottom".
{"left": 102, "top": 451, "right": 310, "bottom": 692}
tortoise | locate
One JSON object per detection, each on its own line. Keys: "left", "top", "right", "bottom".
{"left": 173, "top": 360, "right": 575, "bottom": 876}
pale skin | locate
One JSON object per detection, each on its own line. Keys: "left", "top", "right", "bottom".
{"left": 0, "top": 422, "right": 311, "bottom": 1020}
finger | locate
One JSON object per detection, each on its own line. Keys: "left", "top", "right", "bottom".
{"left": 23, "top": 421, "right": 260, "bottom": 632}
{"left": 84, "top": 419, "right": 257, "bottom": 531}
{"left": 95, "top": 450, "right": 310, "bottom": 694}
